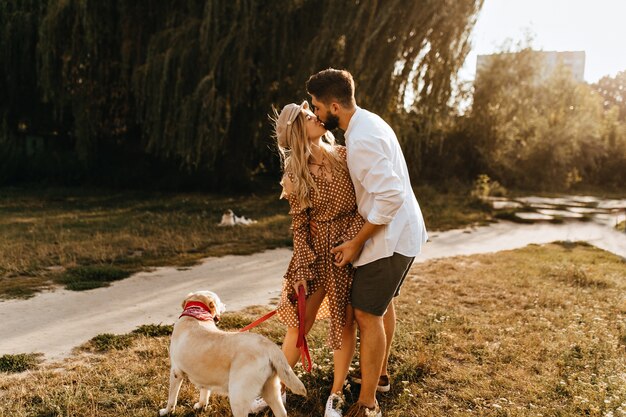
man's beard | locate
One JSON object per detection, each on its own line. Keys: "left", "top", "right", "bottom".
{"left": 322, "top": 111, "right": 340, "bottom": 131}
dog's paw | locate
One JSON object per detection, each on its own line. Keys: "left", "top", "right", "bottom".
{"left": 158, "top": 407, "right": 173, "bottom": 416}
{"left": 193, "top": 402, "right": 208, "bottom": 410}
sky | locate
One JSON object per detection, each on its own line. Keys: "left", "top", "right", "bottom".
{"left": 460, "top": 0, "right": 626, "bottom": 83}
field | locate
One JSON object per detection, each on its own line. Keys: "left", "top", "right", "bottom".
{"left": 1, "top": 243, "right": 624, "bottom": 416}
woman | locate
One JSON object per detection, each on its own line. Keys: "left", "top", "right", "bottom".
{"left": 254, "top": 101, "right": 364, "bottom": 417}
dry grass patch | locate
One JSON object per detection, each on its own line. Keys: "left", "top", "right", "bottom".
{"left": 1, "top": 243, "right": 624, "bottom": 416}
{"left": 0, "top": 187, "right": 293, "bottom": 299}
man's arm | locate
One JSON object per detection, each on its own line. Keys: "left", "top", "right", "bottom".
{"left": 331, "top": 137, "right": 405, "bottom": 267}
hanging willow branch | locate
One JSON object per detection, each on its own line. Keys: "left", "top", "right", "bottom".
{"left": 2, "top": 0, "right": 482, "bottom": 187}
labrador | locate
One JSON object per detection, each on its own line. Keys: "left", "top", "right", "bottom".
{"left": 159, "top": 290, "right": 306, "bottom": 416}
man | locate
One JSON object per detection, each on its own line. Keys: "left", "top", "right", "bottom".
{"left": 306, "top": 68, "right": 428, "bottom": 417}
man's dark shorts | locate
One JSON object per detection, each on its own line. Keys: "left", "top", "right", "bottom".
{"left": 351, "top": 252, "right": 414, "bottom": 316}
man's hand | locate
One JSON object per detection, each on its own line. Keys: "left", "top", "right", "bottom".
{"left": 330, "top": 221, "right": 382, "bottom": 267}
{"left": 330, "top": 239, "right": 363, "bottom": 267}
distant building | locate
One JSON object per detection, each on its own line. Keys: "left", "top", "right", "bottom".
{"left": 477, "top": 50, "right": 586, "bottom": 82}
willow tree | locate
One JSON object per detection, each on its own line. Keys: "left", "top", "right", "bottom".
{"left": 2, "top": 0, "right": 483, "bottom": 189}
{"left": 0, "top": 0, "right": 50, "bottom": 181}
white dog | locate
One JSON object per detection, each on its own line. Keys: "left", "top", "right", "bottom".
{"left": 218, "top": 209, "right": 258, "bottom": 226}
{"left": 159, "top": 290, "right": 306, "bottom": 416}
{"left": 218, "top": 209, "right": 236, "bottom": 226}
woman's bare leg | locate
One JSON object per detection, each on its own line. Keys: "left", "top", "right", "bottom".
{"left": 282, "top": 286, "right": 326, "bottom": 367}
{"left": 331, "top": 305, "right": 356, "bottom": 393}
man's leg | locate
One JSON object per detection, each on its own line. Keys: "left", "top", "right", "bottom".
{"left": 380, "top": 299, "right": 395, "bottom": 377}
{"left": 349, "top": 253, "right": 414, "bottom": 410}
{"left": 354, "top": 307, "right": 385, "bottom": 409}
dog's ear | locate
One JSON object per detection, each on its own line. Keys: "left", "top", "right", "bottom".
{"left": 182, "top": 292, "right": 194, "bottom": 309}
{"left": 208, "top": 300, "right": 222, "bottom": 321}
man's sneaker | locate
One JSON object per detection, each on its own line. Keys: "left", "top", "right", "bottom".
{"left": 250, "top": 390, "right": 287, "bottom": 413}
{"left": 324, "top": 392, "right": 345, "bottom": 417}
{"left": 344, "top": 401, "right": 381, "bottom": 417}
{"left": 349, "top": 370, "right": 391, "bottom": 392}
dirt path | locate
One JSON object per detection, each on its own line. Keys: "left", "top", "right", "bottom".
{"left": 0, "top": 220, "right": 624, "bottom": 362}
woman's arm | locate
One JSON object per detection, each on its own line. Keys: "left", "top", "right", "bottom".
{"left": 282, "top": 174, "right": 316, "bottom": 295}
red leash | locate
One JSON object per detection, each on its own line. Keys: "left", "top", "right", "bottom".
{"left": 239, "top": 284, "right": 312, "bottom": 372}
{"left": 238, "top": 310, "right": 277, "bottom": 332}
{"left": 295, "top": 285, "right": 312, "bottom": 372}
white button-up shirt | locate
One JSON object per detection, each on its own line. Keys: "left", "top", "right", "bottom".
{"left": 344, "top": 107, "right": 428, "bottom": 267}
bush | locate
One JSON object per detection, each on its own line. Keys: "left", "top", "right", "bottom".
{"left": 470, "top": 174, "right": 507, "bottom": 201}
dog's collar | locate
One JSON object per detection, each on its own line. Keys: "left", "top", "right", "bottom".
{"left": 180, "top": 301, "right": 219, "bottom": 322}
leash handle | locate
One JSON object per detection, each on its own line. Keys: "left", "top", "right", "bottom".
{"left": 296, "top": 284, "right": 312, "bottom": 372}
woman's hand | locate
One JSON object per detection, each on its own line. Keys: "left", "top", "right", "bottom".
{"left": 292, "top": 279, "right": 308, "bottom": 296}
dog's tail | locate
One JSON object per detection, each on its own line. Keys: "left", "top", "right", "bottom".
{"left": 270, "top": 347, "right": 307, "bottom": 396}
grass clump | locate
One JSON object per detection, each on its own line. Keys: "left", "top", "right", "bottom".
{"left": 86, "top": 323, "right": 176, "bottom": 353}
{"left": 55, "top": 265, "right": 131, "bottom": 291}
{"left": 0, "top": 276, "right": 52, "bottom": 300}
{"left": 86, "top": 333, "right": 135, "bottom": 352}
{"left": 132, "top": 324, "right": 173, "bottom": 338}
{"left": 545, "top": 263, "right": 612, "bottom": 289}
{"left": 0, "top": 353, "right": 42, "bottom": 373}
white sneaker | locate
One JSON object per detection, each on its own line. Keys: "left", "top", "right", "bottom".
{"left": 324, "top": 392, "right": 345, "bottom": 417}
{"left": 250, "top": 391, "right": 287, "bottom": 413}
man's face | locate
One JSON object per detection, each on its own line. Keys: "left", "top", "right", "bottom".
{"left": 310, "top": 96, "right": 340, "bottom": 131}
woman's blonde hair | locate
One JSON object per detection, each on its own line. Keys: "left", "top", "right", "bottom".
{"left": 272, "top": 101, "right": 346, "bottom": 209}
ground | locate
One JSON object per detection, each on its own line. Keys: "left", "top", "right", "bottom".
{"left": 1, "top": 243, "right": 624, "bottom": 417}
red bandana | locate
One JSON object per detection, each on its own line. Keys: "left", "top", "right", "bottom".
{"left": 179, "top": 301, "right": 216, "bottom": 322}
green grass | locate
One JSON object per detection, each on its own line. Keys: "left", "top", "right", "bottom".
{"left": 85, "top": 334, "right": 135, "bottom": 352}
{"left": 0, "top": 243, "right": 623, "bottom": 416}
{"left": 56, "top": 265, "right": 132, "bottom": 291}
{"left": 0, "top": 185, "right": 492, "bottom": 299}
{"left": 617, "top": 220, "right": 626, "bottom": 232}
{"left": 0, "top": 353, "right": 42, "bottom": 373}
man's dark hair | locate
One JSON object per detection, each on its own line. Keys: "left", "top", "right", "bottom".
{"left": 306, "top": 68, "right": 356, "bottom": 108}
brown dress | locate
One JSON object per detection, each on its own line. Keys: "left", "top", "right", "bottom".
{"left": 277, "top": 146, "right": 365, "bottom": 350}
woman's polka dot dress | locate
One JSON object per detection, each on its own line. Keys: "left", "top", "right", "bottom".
{"left": 277, "top": 146, "right": 364, "bottom": 350}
